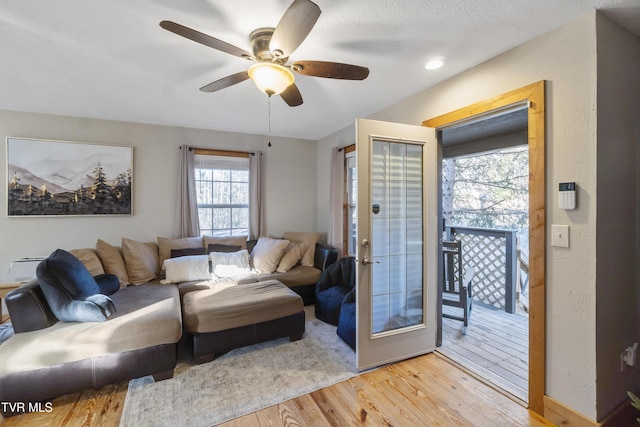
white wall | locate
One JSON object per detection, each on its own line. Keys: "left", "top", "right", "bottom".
{"left": 594, "top": 12, "right": 640, "bottom": 417}
{"left": 316, "top": 11, "right": 640, "bottom": 421}
{"left": 0, "top": 109, "right": 318, "bottom": 276}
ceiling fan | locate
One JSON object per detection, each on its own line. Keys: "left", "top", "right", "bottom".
{"left": 160, "top": 0, "right": 369, "bottom": 107}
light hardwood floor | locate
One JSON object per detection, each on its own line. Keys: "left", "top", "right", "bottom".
{"left": 1, "top": 352, "right": 552, "bottom": 427}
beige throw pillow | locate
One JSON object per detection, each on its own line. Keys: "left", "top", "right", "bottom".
{"left": 122, "top": 238, "right": 159, "bottom": 285}
{"left": 284, "top": 231, "right": 320, "bottom": 267}
{"left": 251, "top": 237, "right": 290, "bottom": 274}
{"left": 95, "top": 239, "right": 130, "bottom": 286}
{"left": 277, "top": 242, "right": 303, "bottom": 273}
{"left": 203, "top": 235, "right": 248, "bottom": 250}
{"left": 69, "top": 248, "right": 105, "bottom": 277}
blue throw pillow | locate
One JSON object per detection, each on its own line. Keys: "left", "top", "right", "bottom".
{"left": 37, "top": 249, "right": 116, "bottom": 322}
{"left": 94, "top": 273, "right": 120, "bottom": 296}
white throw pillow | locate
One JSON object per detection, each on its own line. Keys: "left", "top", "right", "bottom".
{"left": 210, "top": 249, "right": 251, "bottom": 277}
{"left": 251, "top": 237, "right": 290, "bottom": 274}
{"left": 160, "top": 255, "right": 211, "bottom": 284}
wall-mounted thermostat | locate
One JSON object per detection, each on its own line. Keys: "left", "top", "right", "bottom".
{"left": 559, "top": 182, "right": 576, "bottom": 210}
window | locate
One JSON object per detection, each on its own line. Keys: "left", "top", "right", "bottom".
{"left": 195, "top": 154, "right": 249, "bottom": 237}
{"left": 345, "top": 152, "right": 357, "bottom": 256}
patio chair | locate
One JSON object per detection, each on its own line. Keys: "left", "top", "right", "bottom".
{"left": 442, "top": 239, "right": 475, "bottom": 334}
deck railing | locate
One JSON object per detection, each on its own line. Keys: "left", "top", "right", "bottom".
{"left": 444, "top": 226, "right": 518, "bottom": 313}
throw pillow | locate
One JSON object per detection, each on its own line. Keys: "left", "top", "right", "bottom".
{"left": 284, "top": 231, "right": 320, "bottom": 267}
{"left": 161, "top": 255, "right": 211, "bottom": 284}
{"left": 94, "top": 273, "right": 120, "bottom": 296}
{"left": 210, "top": 249, "right": 250, "bottom": 277}
{"left": 36, "top": 249, "right": 116, "bottom": 322}
{"left": 122, "top": 238, "right": 159, "bottom": 285}
{"left": 207, "top": 243, "right": 242, "bottom": 254}
{"left": 171, "top": 247, "right": 207, "bottom": 258}
{"left": 251, "top": 237, "right": 290, "bottom": 274}
{"left": 277, "top": 242, "right": 304, "bottom": 273}
{"left": 157, "top": 236, "right": 204, "bottom": 273}
{"left": 95, "top": 239, "right": 130, "bottom": 286}
{"left": 203, "top": 235, "right": 248, "bottom": 250}
{"left": 69, "top": 248, "right": 105, "bottom": 276}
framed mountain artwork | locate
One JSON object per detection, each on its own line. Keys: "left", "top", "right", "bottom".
{"left": 7, "top": 137, "right": 133, "bottom": 216}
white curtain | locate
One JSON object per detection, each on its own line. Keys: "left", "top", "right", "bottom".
{"left": 328, "top": 147, "right": 345, "bottom": 255}
{"left": 175, "top": 145, "right": 200, "bottom": 238}
{"left": 249, "top": 151, "right": 263, "bottom": 239}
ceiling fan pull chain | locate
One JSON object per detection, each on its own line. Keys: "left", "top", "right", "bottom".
{"left": 268, "top": 95, "right": 272, "bottom": 148}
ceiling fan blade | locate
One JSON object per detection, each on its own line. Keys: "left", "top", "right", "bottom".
{"left": 292, "top": 60, "right": 370, "bottom": 80}
{"left": 160, "top": 20, "right": 253, "bottom": 59}
{"left": 280, "top": 84, "right": 303, "bottom": 107}
{"left": 199, "top": 71, "right": 250, "bottom": 92}
{"left": 270, "top": 0, "right": 321, "bottom": 58}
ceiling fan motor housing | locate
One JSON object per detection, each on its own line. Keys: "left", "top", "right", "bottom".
{"left": 250, "top": 27, "right": 287, "bottom": 63}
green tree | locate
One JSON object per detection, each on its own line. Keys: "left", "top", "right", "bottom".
{"left": 92, "top": 162, "right": 111, "bottom": 204}
{"left": 443, "top": 146, "right": 528, "bottom": 231}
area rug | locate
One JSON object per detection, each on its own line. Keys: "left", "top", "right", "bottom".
{"left": 119, "top": 307, "right": 357, "bottom": 427}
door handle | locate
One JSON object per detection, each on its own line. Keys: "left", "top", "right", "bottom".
{"left": 360, "top": 257, "right": 380, "bottom": 265}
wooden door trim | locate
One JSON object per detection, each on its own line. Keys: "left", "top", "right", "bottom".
{"left": 423, "top": 80, "right": 546, "bottom": 415}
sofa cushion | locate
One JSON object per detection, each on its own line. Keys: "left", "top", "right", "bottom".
{"left": 256, "top": 265, "right": 321, "bottom": 288}
{"left": 161, "top": 255, "right": 211, "bottom": 284}
{"left": 157, "top": 236, "right": 204, "bottom": 273}
{"left": 251, "top": 237, "right": 290, "bottom": 274}
{"left": 284, "top": 231, "right": 320, "bottom": 267}
{"left": 171, "top": 247, "right": 207, "bottom": 258}
{"left": 122, "top": 238, "right": 159, "bottom": 285}
{"left": 69, "top": 248, "right": 105, "bottom": 276}
{"left": 36, "top": 249, "right": 116, "bottom": 323}
{"left": 203, "top": 235, "right": 248, "bottom": 250}
{"left": 207, "top": 243, "right": 241, "bottom": 254}
{"left": 95, "top": 239, "right": 130, "bottom": 286}
{"left": 182, "top": 280, "right": 302, "bottom": 334}
{"left": 277, "top": 242, "right": 304, "bottom": 273}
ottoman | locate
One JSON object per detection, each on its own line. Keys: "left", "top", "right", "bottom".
{"left": 182, "top": 279, "right": 305, "bottom": 364}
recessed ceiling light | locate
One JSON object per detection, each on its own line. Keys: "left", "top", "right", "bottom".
{"left": 425, "top": 58, "right": 445, "bottom": 70}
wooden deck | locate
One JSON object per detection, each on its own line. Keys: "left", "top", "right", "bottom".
{"left": 439, "top": 302, "right": 529, "bottom": 402}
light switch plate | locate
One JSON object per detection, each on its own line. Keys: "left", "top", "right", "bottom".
{"left": 551, "top": 225, "right": 570, "bottom": 248}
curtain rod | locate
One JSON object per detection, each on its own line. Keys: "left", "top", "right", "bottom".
{"left": 338, "top": 144, "right": 355, "bottom": 153}
{"left": 180, "top": 146, "right": 255, "bottom": 157}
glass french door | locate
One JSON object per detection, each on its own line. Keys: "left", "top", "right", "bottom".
{"left": 356, "top": 119, "right": 437, "bottom": 371}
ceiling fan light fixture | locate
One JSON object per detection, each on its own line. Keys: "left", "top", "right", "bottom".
{"left": 248, "top": 62, "right": 295, "bottom": 96}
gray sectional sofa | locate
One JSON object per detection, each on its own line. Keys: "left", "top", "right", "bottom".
{"left": 0, "top": 233, "right": 337, "bottom": 417}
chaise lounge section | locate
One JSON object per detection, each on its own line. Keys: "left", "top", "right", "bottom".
{"left": 0, "top": 280, "right": 182, "bottom": 417}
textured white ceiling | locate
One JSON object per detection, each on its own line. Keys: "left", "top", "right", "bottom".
{"left": 1, "top": 0, "right": 639, "bottom": 140}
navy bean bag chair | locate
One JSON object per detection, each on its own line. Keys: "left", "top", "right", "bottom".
{"left": 337, "top": 287, "right": 356, "bottom": 350}
{"left": 315, "top": 256, "right": 355, "bottom": 325}
{"left": 36, "top": 249, "right": 119, "bottom": 322}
